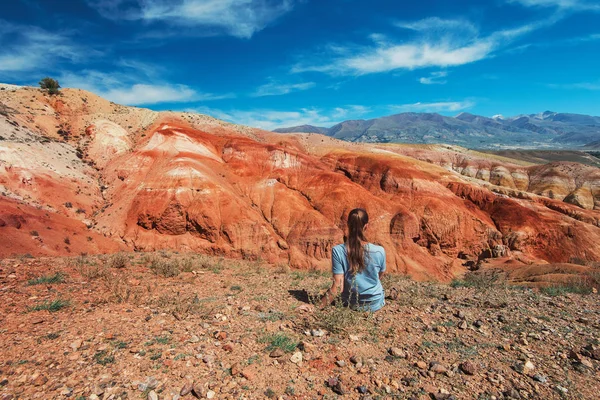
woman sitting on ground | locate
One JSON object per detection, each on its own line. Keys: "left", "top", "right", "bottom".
{"left": 321, "top": 208, "right": 386, "bottom": 312}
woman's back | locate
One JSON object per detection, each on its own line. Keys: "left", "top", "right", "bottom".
{"left": 332, "top": 242, "right": 386, "bottom": 311}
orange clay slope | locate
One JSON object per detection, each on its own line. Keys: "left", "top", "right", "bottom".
{"left": 1, "top": 84, "right": 599, "bottom": 280}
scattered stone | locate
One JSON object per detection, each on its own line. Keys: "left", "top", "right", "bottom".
{"left": 70, "top": 339, "right": 82, "bottom": 351}
{"left": 350, "top": 355, "right": 362, "bottom": 364}
{"left": 222, "top": 344, "right": 233, "bottom": 352}
{"left": 429, "top": 362, "right": 447, "bottom": 374}
{"left": 514, "top": 360, "right": 535, "bottom": 375}
{"left": 349, "top": 334, "right": 360, "bottom": 341}
{"left": 503, "top": 388, "right": 521, "bottom": 399}
{"left": 458, "top": 321, "right": 468, "bottom": 330}
{"left": 533, "top": 374, "right": 547, "bottom": 383}
{"left": 214, "top": 331, "right": 227, "bottom": 341}
{"left": 474, "top": 320, "right": 483, "bottom": 328}
{"left": 290, "top": 351, "right": 303, "bottom": 364}
{"left": 416, "top": 361, "right": 427, "bottom": 370}
{"left": 357, "top": 385, "right": 368, "bottom": 394}
{"left": 180, "top": 381, "right": 193, "bottom": 396}
{"left": 147, "top": 390, "right": 158, "bottom": 400}
{"left": 459, "top": 361, "right": 477, "bottom": 375}
{"left": 388, "top": 347, "right": 406, "bottom": 358}
{"left": 434, "top": 326, "right": 447, "bottom": 333}
{"left": 192, "top": 383, "right": 206, "bottom": 398}
{"left": 335, "top": 360, "right": 346, "bottom": 367}
{"left": 582, "top": 344, "right": 600, "bottom": 360}
{"left": 32, "top": 374, "right": 47, "bottom": 386}
{"left": 241, "top": 367, "right": 256, "bottom": 381}
{"left": 311, "top": 329, "right": 326, "bottom": 337}
{"left": 555, "top": 386, "right": 568, "bottom": 395}
{"left": 326, "top": 377, "right": 345, "bottom": 395}
{"left": 206, "top": 390, "right": 216, "bottom": 399}
{"left": 269, "top": 348, "right": 284, "bottom": 358}
{"left": 579, "top": 358, "right": 593, "bottom": 369}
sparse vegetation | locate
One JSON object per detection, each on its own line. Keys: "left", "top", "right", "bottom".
{"left": 106, "top": 252, "right": 128, "bottom": 269}
{"left": 28, "top": 298, "right": 70, "bottom": 312}
{"left": 39, "top": 77, "right": 60, "bottom": 95}
{"left": 93, "top": 350, "right": 114, "bottom": 365}
{"left": 27, "top": 272, "right": 65, "bottom": 286}
{"left": 3, "top": 252, "right": 599, "bottom": 399}
{"left": 259, "top": 333, "right": 298, "bottom": 353}
{"left": 73, "top": 254, "right": 107, "bottom": 280}
{"left": 148, "top": 256, "right": 180, "bottom": 277}
{"left": 310, "top": 291, "right": 375, "bottom": 334}
{"left": 540, "top": 283, "right": 592, "bottom": 296}
{"left": 450, "top": 271, "right": 503, "bottom": 289}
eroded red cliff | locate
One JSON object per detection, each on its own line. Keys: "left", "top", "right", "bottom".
{"left": 1, "top": 86, "right": 599, "bottom": 280}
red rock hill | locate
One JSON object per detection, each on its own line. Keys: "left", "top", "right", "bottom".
{"left": 1, "top": 85, "right": 599, "bottom": 280}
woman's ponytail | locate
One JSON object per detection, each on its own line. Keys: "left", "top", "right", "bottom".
{"left": 346, "top": 208, "right": 368, "bottom": 274}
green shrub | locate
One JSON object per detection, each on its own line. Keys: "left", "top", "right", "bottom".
{"left": 149, "top": 256, "right": 179, "bottom": 277}
{"left": 107, "top": 252, "right": 128, "bottom": 269}
{"left": 39, "top": 77, "right": 60, "bottom": 95}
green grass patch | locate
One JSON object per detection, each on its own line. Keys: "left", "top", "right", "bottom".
{"left": 28, "top": 298, "right": 70, "bottom": 312}
{"left": 450, "top": 271, "right": 502, "bottom": 289}
{"left": 93, "top": 350, "right": 115, "bottom": 365}
{"left": 259, "top": 333, "right": 298, "bottom": 353}
{"left": 540, "top": 284, "right": 592, "bottom": 297}
{"left": 258, "top": 311, "right": 285, "bottom": 322}
{"left": 45, "top": 332, "right": 60, "bottom": 340}
{"left": 155, "top": 335, "right": 171, "bottom": 345}
{"left": 27, "top": 272, "right": 65, "bottom": 286}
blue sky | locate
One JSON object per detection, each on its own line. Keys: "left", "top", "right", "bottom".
{"left": 1, "top": 0, "right": 599, "bottom": 129}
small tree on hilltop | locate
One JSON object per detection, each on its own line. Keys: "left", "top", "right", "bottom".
{"left": 39, "top": 77, "right": 61, "bottom": 95}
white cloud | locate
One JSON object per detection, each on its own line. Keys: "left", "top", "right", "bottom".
{"left": 192, "top": 105, "right": 371, "bottom": 130}
{"left": 390, "top": 100, "right": 475, "bottom": 113}
{"left": 419, "top": 71, "right": 448, "bottom": 85}
{"left": 508, "top": 0, "right": 600, "bottom": 10}
{"left": 60, "top": 68, "right": 232, "bottom": 106}
{"left": 547, "top": 81, "right": 600, "bottom": 90}
{"left": 88, "top": 0, "right": 296, "bottom": 39}
{"left": 0, "top": 21, "right": 90, "bottom": 74}
{"left": 293, "top": 17, "right": 555, "bottom": 76}
{"left": 103, "top": 84, "right": 198, "bottom": 105}
{"left": 396, "top": 17, "right": 479, "bottom": 37}
{"left": 252, "top": 80, "right": 315, "bottom": 97}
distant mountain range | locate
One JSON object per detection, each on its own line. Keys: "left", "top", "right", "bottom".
{"left": 273, "top": 111, "right": 600, "bottom": 149}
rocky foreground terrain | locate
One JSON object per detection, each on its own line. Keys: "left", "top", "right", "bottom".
{"left": 1, "top": 84, "right": 600, "bottom": 282}
{"left": 1, "top": 252, "right": 599, "bottom": 400}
